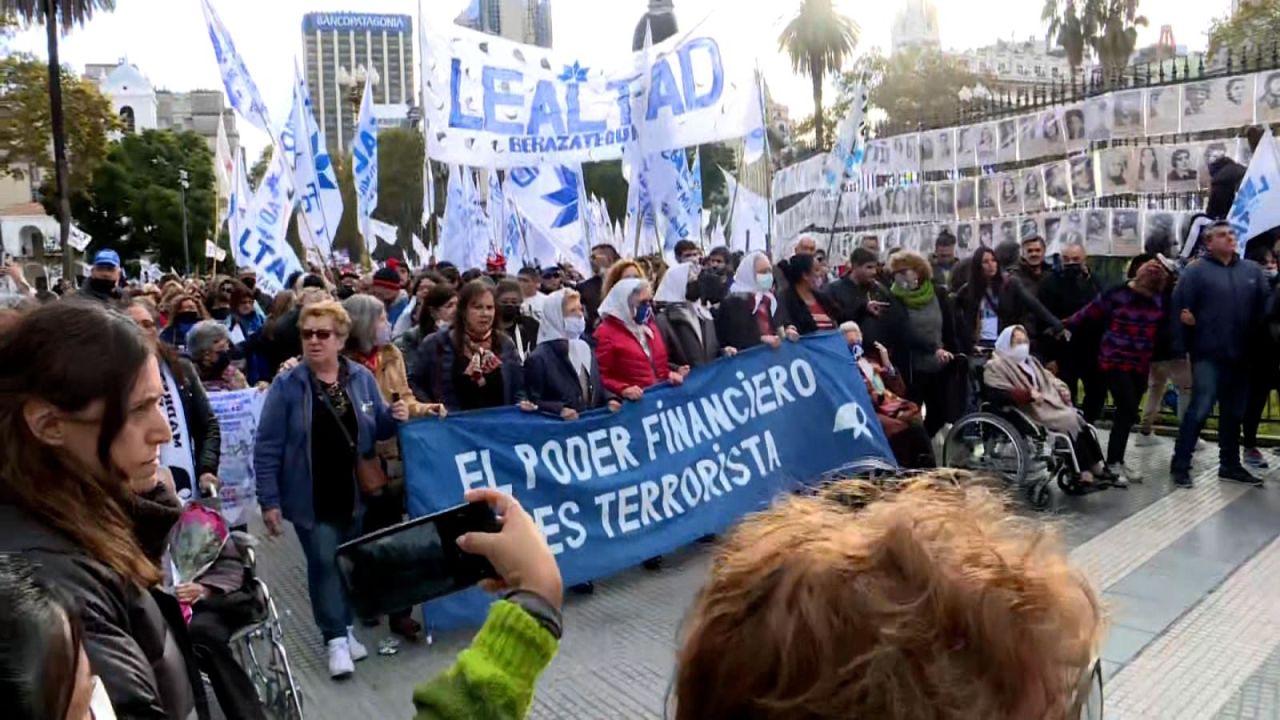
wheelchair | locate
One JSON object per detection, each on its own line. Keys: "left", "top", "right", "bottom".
{"left": 940, "top": 355, "right": 1100, "bottom": 510}
{"left": 228, "top": 533, "right": 305, "bottom": 720}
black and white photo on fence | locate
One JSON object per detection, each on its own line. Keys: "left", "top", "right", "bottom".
{"left": 997, "top": 173, "right": 1021, "bottom": 216}
{"left": 1069, "top": 154, "right": 1097, "bottom": 203}
{"left": 1223, "top": 75, "right": 1254, "bottom": 125}
{"left": 1044, "top": 160, "right": 1073, "bottom": 206}
{"left": 935, "top": 182, "right": 956, "bottom": 221}
{"left": 956, "top": 221, "right": 976, "bottom": 251}
{"left": 1100, "top": 147, "right": 1137, "bottom": 195}
{"left": 1143, "top": 211, "right": 1184, "bottom": 254}
{"left": 1083, "top": 94, "right": 1112, "bottom": 141}
{"left": 1196, "top": 139, "right": 1238, "bottom": 190}
{"left": 1146, "top": 85, "right": 1182, "bottom": 135}
{"left": 998, "top": 118, "right": 1018, "bottom": 163}
{"left": 1165, "top": 145, "right": 1199, "bottom": 192}
{"left": 1112, "top": 90, "right": 1145, "bottom": 138}
{"left": 1257, "top": 70, "right": 1280, "bottom": 123}
{"left": 1112, "top": 209, "right": 1142, "bottom": 256}
{"left": 1022, "top": 167, "right": 1045, "bottom": 212}
{"left": 1020, "top": 216, "right": 1042, "bottom": 242}
{"left": 1136, "top": 145, "right": 1164, "bottom": 193}
{"left": 978, "top": 175, "right": 999, "bottom": 218}
{"left": 1058, "top": 210, "right": 1087, "bottom": 251}
{"left": 978, "top": 221, "right": 994, "bottom": 248}
{"left": 1044, "top": 213, "right": 1064, "bottom": 251}
{"left": 1017, "top": 115, "right": 1038, "bottom": 160}
{"left": 998, "top": 218, "right": 1018, "bottom": 246}
{"left": 890, "top": 134, "right": 919, "bottom": 173}
{"left": 1085, "top": 209, "right": 1112, "bottom": 256}
{"left": 918, "top": 183, "right": 937, "bottom": 220}
{"left": 956, "top": 178, "right": 978, "bottom": 220}
{"left": 957, "top": 126, "right": 978, "bottom": 169}
{"left": 1181, "top": 80, "right": 1214, "bottom": 131}
{"left": 976, "top": 122, "right": 999, "bottom": 165}
{"left": 1037, "top": 107, "right": 1067, "bottom": 158}
{"left": 1062, "top": 104, "right": 1088, "bottom": 151}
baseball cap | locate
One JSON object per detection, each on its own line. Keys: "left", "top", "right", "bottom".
{"left": 92, "top": 249, "right": 121, "bottom": 268}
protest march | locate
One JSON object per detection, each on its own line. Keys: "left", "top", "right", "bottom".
{"left": 3, "top": 0, "right": 1280, "bottom": 718}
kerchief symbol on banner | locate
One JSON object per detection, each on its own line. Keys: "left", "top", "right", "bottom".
{"left": 833, "top": 401, "right": 873, "bottom": 440}
{"left": 559, "top": 62, "right": 589, "bottom": 83}
{"left": 544, "top": 166, "right": 581, "bottom": 228}
{"left": 510, "top": 167, "right": 538, "bottom": 188}
{"left": 314, "top": 136, "right": 339, "bottom": 190}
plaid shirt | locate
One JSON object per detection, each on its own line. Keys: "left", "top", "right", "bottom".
{"left": 1066, "top": 285, "right": 1165, "bottom": 374}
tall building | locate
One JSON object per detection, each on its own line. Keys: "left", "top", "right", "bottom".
{"left": 301, "top": 12, "right": 415, "bottom": 155}
{"left": 455, "top": 0, "right": 553, "bottom": 48}
{"left": 891, "top": 0, "right": 940, "bottom": 55}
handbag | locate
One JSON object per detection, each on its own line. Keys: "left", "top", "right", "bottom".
{"left": 313, "top": 375, "right": 389, "bottom": 497}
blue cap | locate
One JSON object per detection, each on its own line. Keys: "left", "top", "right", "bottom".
{"left": 92, "top": 249, "right": 121, "bottom": 268}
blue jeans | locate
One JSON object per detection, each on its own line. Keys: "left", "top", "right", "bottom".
{"left": 294, "top": 522, "right": 359, "bottom": 642}
{"left": 1171, "top": 359, "right": 1249, "bottom": 474}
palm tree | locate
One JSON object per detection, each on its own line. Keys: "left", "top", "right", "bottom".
{"left": 778, "top": 0, "right": 858, "bottom": 150}
{"left": 1042, "top": 0, "right": 1146, "bottom": 84}
{"left": 1, "top": 0, "right": 115, "bottom": 281}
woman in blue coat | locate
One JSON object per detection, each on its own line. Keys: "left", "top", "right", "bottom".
{"left": 523, "top": 288, "right": 620, "bottom": 419}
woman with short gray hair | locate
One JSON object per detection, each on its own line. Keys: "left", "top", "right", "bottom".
{"left": 187, "top": 319, "right": 247, "bottom": 392}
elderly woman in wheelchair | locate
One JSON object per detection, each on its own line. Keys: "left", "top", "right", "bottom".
{"left": 945, "top": 326, "right": 1115, "bottom": 506}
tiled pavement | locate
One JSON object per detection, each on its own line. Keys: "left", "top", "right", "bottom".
{"left": 245, "top": 433, "right": 1280, "bottom": 719}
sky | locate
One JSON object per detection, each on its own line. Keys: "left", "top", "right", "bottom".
{"left": 4, "top": 0, "right": 1231, "bottom": 160}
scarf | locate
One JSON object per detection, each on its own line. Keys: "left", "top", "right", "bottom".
{"left": 352, "top": 348, "right": 381, "bottom": 374}
{"left": 893, "top": 279, "right": 936, "bottom": 310}
{"left": 463, "top": 330, "right": 503, "bottom": 385}
{"left": 158, "top": 361, "right": 196, "bottom": 498}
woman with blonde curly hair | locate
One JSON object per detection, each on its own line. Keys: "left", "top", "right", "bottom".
{"left": 674, "top": 472, "right": 1104, "bottom": 719}
{"left": 887, "top": 249, "right": 964, "bottom": 435}
{"left": 600, "top": 258, "right": 646, "bottom": 300}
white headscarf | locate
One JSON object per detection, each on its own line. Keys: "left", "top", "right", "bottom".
{"left": 655, "top": 262, "right": 712, "bottom": 320}
{"left": 599, "top": 277, "right": 653, "bottom": 343}
{"left": 994, "top": 324, "right": 1038, "bottom": 384}
{"left": 728, "top": 250, "right": 776, "bottom": 315}
{"left": 536, "top": 289, "right": 594, "bottom": 378}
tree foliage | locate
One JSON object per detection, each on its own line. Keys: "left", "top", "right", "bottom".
{"left": 1208, "top": 0, "right": 1280, "bottom": 61}
{"left": 249, "top": 145, "right": 272, "bottom": 187}
{"left": 831, "top": 49, "right": 988, "bottom": 135}
{"left": 0, "top": 0, "right": 115, "bottom": 30}
{"left": 777, "top": 0, "right": 859, "bottom": 149}
{"left": 369, "top": 128, "right": 423, "bottom": 261}
{"left": 60, "top": 129, "right": 216, "bottom": 270}
{"left": 1042, "top": 0, "right": 1147, "bottom": 80}
{"left": 0, "top": 54, "right": 116, "bottom": 197}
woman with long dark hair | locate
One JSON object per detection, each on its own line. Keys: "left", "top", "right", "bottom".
{"left": 413, "top": 281, "right": 525, "bottom": 412}
{"left": 0, "top": 301, "right": 201, "bottom": 718}
{"left": 776, "top": 253, "right": 843, "bottom": 336}
{"left": 954, "top": 246, "right": 1062, "bottom": 356}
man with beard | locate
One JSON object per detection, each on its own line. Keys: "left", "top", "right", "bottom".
{"left": 1012, "top": 235, "right": 1051, "bottom": 293}
{"left": 1037, "top": 241, "right": 1105, "bottom": 421}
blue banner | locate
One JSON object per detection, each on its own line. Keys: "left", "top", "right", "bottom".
{"left": 400, "top": 332, "right": 895, "bottom": 628}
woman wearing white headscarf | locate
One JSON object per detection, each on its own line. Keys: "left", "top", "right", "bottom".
{"left": 522, "top": 289, "right": 620, "bottom": 420}
{"left": 714, "top": 251, "right": 795, "bottom": 351}
{"left": 594, "top": 278, "right": 686, "bottom": 401}
{"left": 654, "top": 262, "right": 735, "bottom": 368}
{"left": 984, "top": 325, "right": 1111, "bottom": 488}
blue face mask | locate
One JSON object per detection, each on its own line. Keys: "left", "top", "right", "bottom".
{"left": 634, "top": 302, "right": 652, "bottom": 325}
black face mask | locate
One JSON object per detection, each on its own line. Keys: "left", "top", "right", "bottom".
{"left": 241, "top": 277, "right": 256, "bottom": 291}
{"left": 498, "top": 304, "right": 521, "bottom": 324}
{"left": 175, "top": 311, "right": 200, "bottom": 326}
{"left": 210, "top": 307, "right": 230, "bottom": 321}
{"left": 685, "top": 280, "right": 701, "bottom": 303}
{"left": 698, "top": 273, "right": 728, "bottom": 304}
{"left": 336, "top": 286, "right": 356, "bottom": 300}
{"left": 1060, "top": 263, "right": 1085, "bottom": 278}
{"left": 88, "top": 277, "right": 117, "bottom": 294}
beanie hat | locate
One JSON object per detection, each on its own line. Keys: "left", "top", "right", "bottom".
{"left": 373, "top": 266, "right": 401, "bottom": 291}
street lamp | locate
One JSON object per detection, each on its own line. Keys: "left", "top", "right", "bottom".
{"left": 178, "top": 169, "right": 190, "bottom": 277}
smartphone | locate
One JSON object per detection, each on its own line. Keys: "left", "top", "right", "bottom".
{"left": 335, "top": 501, "right": 502, "bottom": 618}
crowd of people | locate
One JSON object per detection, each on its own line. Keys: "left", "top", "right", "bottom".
{"left": 0, "top": 169, "right": 1278, "bottom": 718}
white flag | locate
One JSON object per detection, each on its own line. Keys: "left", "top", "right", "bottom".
{"left": 438, "top": 166, "right": 471, "bottom": 269}
{"left": 1228, "top": 129, "right": 1280, "bottom": 249}
{"left": 282, "top": 65, "right": 343, "bottom": 261}
{"left": 204, "top": 239, "right": 227, "bottom": 262}
{"left": 711, "top": 219, "right": 728, "bottom": 248}
{"left": 232, "top": 149, "right": 302, "bottom": 295}
{"left": 227, "top": 150, "right": 251, "bottom": 241}
{"left": 411, "top": 232, "right": 430, "bottom": 268}
{"left": 417, "top": 0, "right": 437, "bottom": 225}
{"left": 354, "top": 76, "right": 379, "bottom": 255}
{"left": 722, "top": 168, "right": 769, "bottom": 254}
{"left": 201, "top": 0, "right": 271, "bottom": 134}
{"left": 488, "top": 170, "right": 506, "bottom": 255}
{"left": 825, "top": 85, "right": 869, "bottom": 189}
{"left": 368, "top": 218, "right": 398, "bottom": 249}
{"left": 507, "top": 165, "right": 590, "bottom": 271}
{"left": 67, "top": 225, "right": 92, "bottom": 252}
{"left": 215, "top": 112, "right": 234, "bottom": 198}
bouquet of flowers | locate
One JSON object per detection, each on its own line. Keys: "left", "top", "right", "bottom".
{"left": 167, "top": 502, "right": 229, "bottom": 622}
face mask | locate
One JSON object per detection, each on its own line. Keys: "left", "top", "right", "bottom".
{"left": 207, "top": 349, "right": 231, "bottom": 374}
{"left": 1267, "top": 268, "right": 1278, "bottom": 281}
{"left": 498, "top": 304, "right": 520, "bottom": 324}
{"left": 634, "top": 302, "right": 653, "bottom": 325}
{"left": 88, "top": 277, "right": 116, "bottom": 294}
{"left": 685, "top": 280, "right": 701, "bottom": 303}
{"left": 1061, "top": 263, "right": 1084, "bottom": 276}
{"left": 564, "top": 315, "right": 586, "bottom": 339}
{"left": 1008, "top": 343, "right": 1030, "bottom": 362}
{"left": 755, "top": 272, "right": 774, "bottom": 291}
{"left": 175, "top": 311, "right": 199, "bottom": 326}
{"left": 698, "top": 273, "right": 727, "bottom": 304}
{"left": 242, "top": 277, "right": 256, "bottom": 291}
{"left": 375, "top": 324, "right": 392, "bottom": 347}
{"left": 849, "top": 342, "right": 864, "bottom": 361}
{"left": 336, "top": 286, "right": 356, "bottom": 300}
{"left": 209, "top": 307, "right": 230, "bottom": 321}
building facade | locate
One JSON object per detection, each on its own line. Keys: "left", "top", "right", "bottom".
{"left": 301, "top": 12, "right": 415, "bottom": 155}
{"left": 891, "top": 0, "right": 940, "bottom": 55}
{"left": 953, "top": 37, "right": 1076, "bottom": 87}
{"left": 455, "top": 0, "right": 553, "bottom": 48}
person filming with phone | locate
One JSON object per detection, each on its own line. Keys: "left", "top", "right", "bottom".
{"left": 253, "top": 299, "right": 409, "bottom": 680}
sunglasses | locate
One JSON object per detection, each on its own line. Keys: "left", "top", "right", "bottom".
{"left": 301, "top": 329, "right": 334, "bottom": 341}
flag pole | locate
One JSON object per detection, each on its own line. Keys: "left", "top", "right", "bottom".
{"left": 757, "top": 68, "right": 776, "bottom": 259}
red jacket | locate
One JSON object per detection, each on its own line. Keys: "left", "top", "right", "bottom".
{"left": 594, "top": 315, "right": 673, "bottom": 393}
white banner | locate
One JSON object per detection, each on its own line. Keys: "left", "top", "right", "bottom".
{"left": 67, "top": 225, "right": 92, "bottom": 252}
{"left": 421, "top": 12, "right": 763, "bottom": 168}
{"left": 232, "top": 150, "right": 302, "bottom": 295}
{"left": 508, "top": 164, "right": 588, "bottom": 269}
{"left": 1228, "top": 129, "right": 1280, "bottom": 247}
{"left": 282, "top": 66, "right": 344, "bottom": 260}
{"left": 215, "top": 112, "right": 234, "bottom": 199}
{"left": 228, "top": 150, "right": 251, "bottom": 243}
{"left": 201, "top": 0, "right": 271, "bottom": 134}
{"left": 354, "top": 76, "right": 379, "bottom": 253}
{"left": 722, "top": 168, "right": 769, "bottom": 255}
{"left": 207, "top": 388, "right": 265, "bottom": 529}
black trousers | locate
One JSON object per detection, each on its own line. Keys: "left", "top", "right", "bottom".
{"left": 187, "top": 608, "right": 268, "bottom": 720}
{"left": 908, "top": 361, "right": 968, "bottom": 437}
{"left": 1104, "top": 369, "right": 1147, "bottom": 465}
{"left": 1072, "top": 427, "right": 1104, "bottom": 472}
{"left": 1243, "top": 358, "right": 1279, "bottom": 448}
{"left": 1060, "top": 353, "right": 1107, "bottom": 424}
{"left": 888, "top": 420, "right": 937, "bottom": 469}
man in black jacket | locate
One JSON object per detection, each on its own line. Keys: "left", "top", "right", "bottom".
{"left": 1038, "top": 240, "right": 1105, "bottom": 421}
{"left": 77, "top": 249, "right": 124, "bottom": 303}
{"left": 576, "top": 243, "right": 618, "bottom": 331}
{"left": 827, "top": 248, "right": 905, "bottom": 361}
{"left": 1207, "top": 125, "right": 1264, "bottom": 219}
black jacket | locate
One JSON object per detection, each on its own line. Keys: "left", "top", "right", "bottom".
{"left": 397, "top": 326, "right": 427, "bottom": 397}
{"left": 776, "top": 285, "right": 845, "bottom": 336}
{"left": 163, "top": 355, "right": 221, "bottom": 493}
{"left": 1207, "top": 156, "right": 1247, "bottom": 219}
{"left": 656, "top": 303, "right": 721, "bottom": 367}
{"left": 523, "top": 340, "right": 614, "bottom": 414}
{"left": 0, "top": 503, "right": 200, "bottom": 720}
{"left": 826, "top": 276, "right": 906, "bottom": 353}
{"left": 954, "top": 275, "right": 1063, "bottom": 355}
{"left": 577, "top": 275, "right": 605, "bottom": 331}
{"left": 1037, "top": 268, "right": 1104, "bottom": 364}
{"left": 500, "top": 315, "right": 541, "bottom": 362}
{"left": 413, "top": 329, "right": 526, "bottom": 410}
{"left": 713, "top": 294, "right": 779, "bottom": 351}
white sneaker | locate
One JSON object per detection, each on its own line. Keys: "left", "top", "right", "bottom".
{"left": 1109, "top": 462, "right": 1143, "bottom": 484}
{"left": 327, "top": 638, "right": 354, "bottom": 679}
{"left": 1134, "top": 432, "right": 1159, "bottom": 447}
{"left": 346, "top": 627, "right": 368, "bottom": 661}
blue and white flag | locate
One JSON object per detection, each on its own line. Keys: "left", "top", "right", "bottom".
{"left": 282, "top": 66, "right": 344, "bottom": 260}
{"left": 722, "top": 167, "right": 769, "bottom": 254}
{"left": 402, "top": 332, "right": 896, "bottom": 629}
{"left": 466, "top": 169, "right": 493, "bottom": 268}
{"left": 227, "top": 149, "right": 251, "bottom": 240}
{"left": 421, "top": 11, "right": 764, "bottom": 168}
{"left": 488, "top": 170, "right": 506, "bottom": 255}
{"left": 1228, "top": 129, "right": 1280, "bottom": 249}
{"left": 824, "top": 84, "right": 869, "bottom": 190}
{"left": 354, "top": 76, "right": 379, "bottom": 255}
{"left": 624, "top": 156, "right": 661, "bottom": 257}
{"left": 233, "top": 150, "right": 302, "bottom": 295}
{"left": 507, "top": 164, "right": 590, "bottom": 270}
{"left": 438, "top": 165, "right": 470, "bottom": 269}
{"left": 501, "top": 180, "right": 525, "bottom": 266}
{"left": 201, "top": 0, "right": 271, "bottom": 134}
{"left": 689, "top": 147, "right": 704, "bottom": 237}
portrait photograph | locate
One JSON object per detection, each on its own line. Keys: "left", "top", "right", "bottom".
{"left": 1144, "top": 211, "right": 1178, "bottom": 253}
{"left": 917, "top": 183, "right": 938, "bottom": 221}
{"left": 1085, "top": 209, "right": 1112, "bottom": 256}
{"left": 956, "top": 221, "right": 976, "bottom": 251}
{"left": 978, "top": 221, "right": 994, "bottom": 248}
{"left": 975, "top": 122, "right": 999, "bottom": 165}
{"left": 1017, "top": 115, "right": 1041, "bottom": 161}
{"left": 1100, "top": 147, "right": 1137, "bottom": 195}
{"left": 1069, "top": 154, "right": 1097, "bottom": 203}
{"left": 935, "top": 182, "right": 956, "bottom": 220}
{"left": 1044, "top": 160, "right": 1073, "bottom": 206}
{"left": 888, "top": 187, "right": 910, "bottom": 222}
{"left": 956, "top": 178, "right": 977, "bottom": 220}
{"left": 1043, "top": 213, "right": 1063, "bottom": 247}
{"left": 978, "top": 175, "right": 999, "bottom": 218}
{"left": 891, "top": 134, "right": 920, "bottom": 173}
{"left": 1083, "top": 95, "right": 1112, "bottom": 141}
{"left": 858, "top": 188, "right": 882, "bottom": 221}
{"left": 1165, "top": 146, "right": 1199, "bottom": 192}
{"left": 1062, "top": 105, "right": 1087, "bottom": 150}
{"left": 1181, "top": 81, "right": 1214, "bottom": 133}
{"left": 925, "top": 129, "right": 955, "bottom": 172}
{"left": 1219, "top": 75, "right": 1255, "bottom": 126}
{"left": 1022, "top": 167, "right": 1045, "bottom": 212}
{"left": 999, "top": 219, "right": 1018, "bottom": 246}
{"left": 1146, "top": 86, "right": 1181, "bottom": 136}
{"left": 1059, "top": 210, "right": 1087, "bottom": 249}
{"left": 1111, "top": 209, "right": 1142, "bottom": 256}
{"left": 1036, "top": 108, "right": 1066, "bottom": 158}
{"left": 919, "top": 134, "right": 935, "bottom": 164}
{"left": 865, "top": 140, "right": 891, "bottom": 173}
{"left": 956, "top": 127, "right": 978, "bottom": 169}
{"left": 1257, "top": 71, "right": 1280, "bottom": 124}
{"left": 998, "top": 119, "right": 1019, "bottom": 163}
{"left": 997, "top": 173, "right": 1021, "bottom": 216}
{"left": 1112, "top": 90, "right": 1145, "bottom": 139}
{"left": 1020, "top": 216, "right": 1041, "bottom": 242}
{"left": 1135, "top": 145, "right": 1164, "bottom": 193}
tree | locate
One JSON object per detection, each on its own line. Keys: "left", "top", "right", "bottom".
{"left": 1042, "top": 0, "right": 1147, "bottom": 81}
{"left": 249, "top": 145, "right": 272, "bottom": 187}
{"left": 1, "top": 0, "right": 117, "bottom": 279}
{"left": 777, "top": 0, "right": 858, "bottom": 150}
{"left": 830, "top": 49, "right": 988, "bottom": 133}
{"left": 1208, "top": 0, "right": 1280, "bottom": 61}
{"left": 62, "top": 129, "right": 216, "bottom": 271}
{"left": 370, "top": 127, "right": 424, "bottom": 261}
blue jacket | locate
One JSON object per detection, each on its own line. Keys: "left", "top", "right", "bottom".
{"left": 1172, "top": 255, "right": 1270, "bottom": 363}
{"left": 413, "top": 329, "right": 525, "bottom": 411}
{"left": 254, "top": 357, "right": 398, "bottom": 530}
{"left": 524, "top": 340, "right": 614, "bottom": 415}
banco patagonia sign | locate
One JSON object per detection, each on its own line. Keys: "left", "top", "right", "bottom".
{"left": 303, "top": 13, "right": 410, "bottom": 33}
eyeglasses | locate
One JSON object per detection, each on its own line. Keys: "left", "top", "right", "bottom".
{"left": 301, "top": 329, "right": 333, "bottom": 340}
